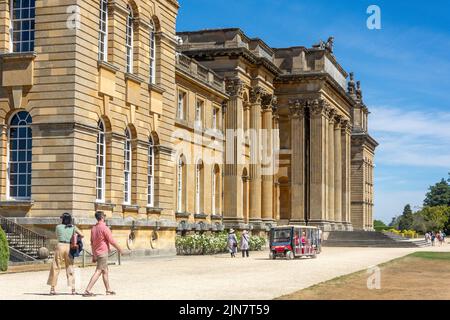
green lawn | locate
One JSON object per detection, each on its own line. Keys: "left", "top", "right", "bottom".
{"left": 409, "top": 252, "right": 450, "bottom": 260}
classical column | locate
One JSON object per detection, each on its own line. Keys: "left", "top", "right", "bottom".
{"left": 341, "top": 120, "right": 352, "bottom": 230}
{"left": 309, "top": 99, "right": 328, "bottom": 229}
{"left": 327, "top": 108, "right": 335, "bottom": 228}
{"left": 261, "top": 94, "right": 275, "bottom": 223}
{"left": 223, "top": 78, "right": 245, "bottom": 226}
{"left": 249, "top": 87, "right": 263, "bottom": 224}
{"left": 289, "top": 100, "right": 306, "bottom": 224}
{"left": 272, "top": 105, "right": 280, "bottom": 222}
{"left": 334, "top": 116, "right": 343, "bottom": 229}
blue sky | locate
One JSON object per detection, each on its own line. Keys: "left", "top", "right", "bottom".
{"left": 177, "top": 0, "right": 450, "bottom": 224}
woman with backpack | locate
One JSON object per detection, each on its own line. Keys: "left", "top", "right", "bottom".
{"left": 240, "top": 230, "right": 250, "bottom": 258}
{"left": 47, "top": 212, "right": 84, "bottom": 295}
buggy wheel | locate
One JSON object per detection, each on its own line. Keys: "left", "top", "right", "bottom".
{"left": 269, "top": 252, "right": 276, "bottom": 260}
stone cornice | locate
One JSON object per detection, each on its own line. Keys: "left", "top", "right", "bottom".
{"left": 352, "top": 132, "right": 379, "bottom": 149}
{"left": 275, "top": 72, "right": 357, "bottom": 109}
{"left": 181, "top": 47, "right": 281, "bottom": 76}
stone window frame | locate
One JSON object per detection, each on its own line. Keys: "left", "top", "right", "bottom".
{"left": 176, "top": 154, "right": 187, "bottom": 213}
{"left": 9, "top": 0, "right": 36, "bottom": 53}
{"left": 7, "top": 110, "right": 32, "bottom": 200}
{"left": 149, "top": 18, "right": 156, "bottom": 84}
{"left": 177, "top": 89, "right": 187, "bottom": 121}
{"left": 147, "top": 135, "right": 155, "bottom": 207}
{"left": 195, "top": 158, "right": 204, "bottom": 214}
{"left": 96, "top": 120, "right": 106, "bottom": 202}
{"left": 98, "top": 0, "right": 109, "bottom": 62}
{"left": 194, "top": 97, "right": 205, "bottom": 130}
{"left": 125, "top": 4, "right": 134, "bottom": 74}
{"left": 123, "top": 127, "right": 132, "bottom": 205}
{"left": 211, "top": 164, "right": 221, "bottom": 216}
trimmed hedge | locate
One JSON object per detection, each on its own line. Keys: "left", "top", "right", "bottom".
{"left": 0, "top": 226, "right": 9, "bottom": 271}
{"left": 176, "top": 232, "right": 266, "bottom": 255}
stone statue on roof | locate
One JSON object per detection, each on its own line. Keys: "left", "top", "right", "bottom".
{"left": 312, "top": 36, "right": 334, "bottom": 54}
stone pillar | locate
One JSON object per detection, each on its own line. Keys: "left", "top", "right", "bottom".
{"left": 327, "top": 109, "right": 335, "bottom": 228}
{"left": 289, "top": 100, "right": 306, "bottom": 224}
{"left": 334, "top": 117, "right": 343, "bottom": 229}
{"left": 309, "top": 99, "right": 329, "bottom": 229}
{"left": 223, "top": 78, "right": 245, "bottom": 227}
{"left": 261, "top": 94, "right": 274, "bottom": 223}
{"left": 272, "top": 105, "right": 280, "bottom": 222}
{"left": 249, "top": 87, "right": 262, "bottom": 225}
{"left": 341, "top": 120, "right": 352, "bottom": 230}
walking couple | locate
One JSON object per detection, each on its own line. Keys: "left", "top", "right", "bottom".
{"left": 227, "top": 229, "right": 250, "bottom": 258}
{"left": 47, "top": 211, "right": 125, "bottom": 297}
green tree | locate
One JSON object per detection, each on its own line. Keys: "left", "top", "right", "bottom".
{"left": 424, "top": 178, "right": 450, "bottom": 207}
{"left": 0, "top": 226, "right": 9, "bottom": 272}
{"left": 373, "top": 220, "right": 387, "bottom": 232}
{"left": 416, "top": 206, "right": 450, "bottom": 232}
{"left": 388, "top": 216, "right": 400, "bottom": 229}
{"left": 398, "top": 204, "right": 414, "bottom": 230}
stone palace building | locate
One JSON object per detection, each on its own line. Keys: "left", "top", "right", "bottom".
{"left": 0, "top": 0, "right": 377, "bottom": 255}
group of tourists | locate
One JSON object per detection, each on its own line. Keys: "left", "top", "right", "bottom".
{"left": 47, "top": 211, "right": 124, "bottom": 297}
{"left": 425, "top": 231, "right": 446, "bottom": 246}
{"left": 227, "top": 229, "right": 250, "bottom": 258}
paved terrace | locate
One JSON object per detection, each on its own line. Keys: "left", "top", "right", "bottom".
{"left": 1, "top": 246, "right": 449, "bottom": 300}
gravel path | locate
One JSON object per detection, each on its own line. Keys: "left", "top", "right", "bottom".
{"left": 1, "top": 246, "right": 449, "bottom": 300}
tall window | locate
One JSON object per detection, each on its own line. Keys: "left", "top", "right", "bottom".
{"left": 96, "top": 120, "right": 106, "bottom": 202}
{"left": 98, "top": 0, "right": 108, "bottom": 61}
{"left": 125, "top": 5, "right": 134, "bottom": 73}
{"left": 8, "top": 111, "right": 32, "bottom": 200}
{"left": 10, "top": 0, "right": 36, "bottom": 52}
{"left": 195, "top": 100, "right": 203, "bottom": 129}
{"left": 123, "top": 129, "right": 132, "bottom": 204}
{"left": 177, "top": 155, "right": 185, "bottom": 212}
{"left": 147, "top": 137, "right": 155, "bottom": 206}
{"left": 212, "top": 165, "right": 220, "bottom": 215}
{"left": 212, "top": 107, "right": 218, "bottom": 130}
{"left": 195, "top": 160, "right": 203, "bottom": 214}
{"left": 149, "top": 19, "right": 156, "bottom": 84}
{"left": 177, "top": 91, "right": 186, "bottom": 120}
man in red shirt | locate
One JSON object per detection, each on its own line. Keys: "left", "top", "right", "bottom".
{"left": 83, "top": 211, "right": 124, "bottom": 296}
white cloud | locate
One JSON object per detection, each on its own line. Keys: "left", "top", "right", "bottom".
{"left": 370, "top": 106, "right": 450, "bottom": 168}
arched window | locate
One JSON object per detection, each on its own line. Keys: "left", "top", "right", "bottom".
{"left": 195, "top": 160, "right": 203, "bottom": 214}
{"left": 147, "top": 136, "right": 155, "bottom": 206}
{"left": 8, "top": 111, "right": 32, "bottom": 200}
{"left": 96, "top": 120, "right": 106, "bottom": 202}
{"left": 125, "top": 5, "right": 134, "bottom": 73}
{"left": 149, "top": 19, "right": 156, "bottom": 84}
{"left": 10, "top": 0, "right": 36, "bottom": 52}
{"left": 123, "top": 128, "right": 132, "bottom": 204}
{"left": 98, "top": 0, "right": 108, "bottom": 61}
{"left": 177, "top": 155, "right": 185, "bottom": 212}
{"left": 212, "top": 165, "right": 220, "bottom": 216}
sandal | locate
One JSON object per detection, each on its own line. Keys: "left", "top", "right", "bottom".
{"left": 72, "top": 289, "right": 77, "bottom": 295}
{"left": 82, "top": 291, "right": 96, "bottom": 297}
{"left": 106, "top": 291, "right": 116, "bottom": 295}
{"left": 50, "top": 288, "right": 56, "bottom": 296}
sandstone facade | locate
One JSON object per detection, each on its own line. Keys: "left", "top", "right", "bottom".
{"left": 0, "top": 0, "right": 377, "bottom": 255}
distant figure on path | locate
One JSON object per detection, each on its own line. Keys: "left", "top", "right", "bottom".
{"left": 47, "top": 212, "right": 84, "bottom": 295}
{"left": 431, "top": 232, "right": 436, "bottom": 246}
{"left": 240, "top": 230, "right": 250, "bottom": 258}
{"left": 83, "top": 211, "right": 124, "bottom": 297}
{"left": 227, "top": 229, "right": 238, "bottom": 258}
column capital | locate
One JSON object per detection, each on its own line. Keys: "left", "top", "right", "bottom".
{"left": 340, "top": 119, "right": 353, "bottom": 134}
{"left": 225, "top": 78, "right": 245, "bottom": 98}
{"left": 288, "top": 99, "right": 306, "bottom": 119}
{"left": 250, "top": 86, "right": 264, "bottom": 104}
{"left": 261, "top": 93, "right": 276, "bottom": 112}
{"left": 310, "top": 99, "right": 329, "bottom": 116}
{"left": 334, "top": 115, "right": 343, "bottom": 129}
